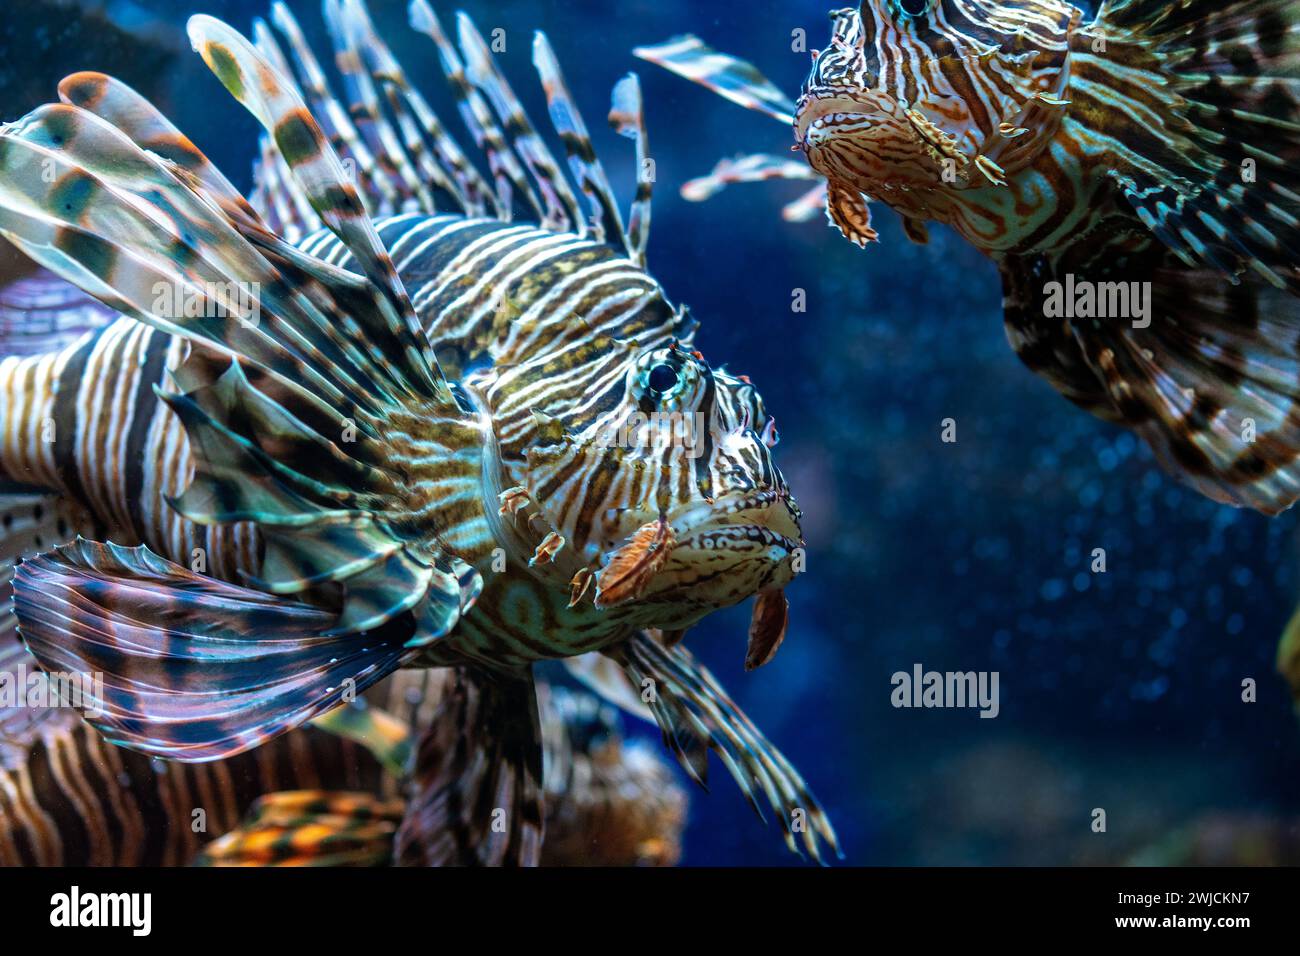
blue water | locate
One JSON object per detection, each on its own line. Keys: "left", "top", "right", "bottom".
{"left": 9, "top": 0, "right": 1300, "bottom": 865}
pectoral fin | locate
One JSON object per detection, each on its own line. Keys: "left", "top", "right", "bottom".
{"left": 14, "top": 539, "right": 417, "bottom": 761}
{"left": 825, "top": 179, "right": 877, "bottom": 249}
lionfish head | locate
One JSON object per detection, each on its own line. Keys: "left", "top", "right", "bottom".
{"left": 795, "top": 1, "right": 1077, "bottom": 199}
{"left": 565, "top": 339, "right": 802, "bottom": 657}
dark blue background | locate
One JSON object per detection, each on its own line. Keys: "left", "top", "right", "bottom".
{"left": 7, "top": 0, "right": 1300, "bottom": 865}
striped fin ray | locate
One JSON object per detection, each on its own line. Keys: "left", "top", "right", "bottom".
{"left": 55, "top": 71, "right": 261, "bottom": 226}
{"left": 680, "top": 153, "right": 821, "bottom": 203}
{"left": 1004, "top": 249, "right": 1300, "bottom": 514}
{"left": 188, "top": 14, "right": 444, "bottom": 397}
{"left": 408, "top": 0, "right": 540, "bottom": 222}
{"left": 0, "top": 102, "right": 414, "bottom": 416}
{"left": 613, "top": 631, "right": 841, "bottom": 864}
{"left": 633, "top": 35, "right": 797, "bottom": 125}
{"left": 532, "top": 32, "right": 628, "bottom": 253}
{"left": 456, "top": 14, "right": 583, "bottom": 233}
{"left": 395, "top": 667, "right": 544, "bottom": 867}
{"left": 631, "top": 38, "right": 824, "bottom": 224}
{"left": 0, "top": 18, "right": 487, "bottom": 639}
{"left": 331, "top": 0, "right": 490, "bottom": 217}
{"left": 14, "top": 539, "right": 417, "bottom": 761}
{"left": 1082, "top": 0, "right": 1300, "bottom": 291}
{"left": 250, "top": 17, "right": 326, "bottom": 242}
{"left": 268, "top": 1, "right": 391, "bottom": 216}
{"left": 609, "top": 74, "right": 652, "bottom": 263}
{"left": 0, "top": 490, "right": 77, "bottom": 760}
{"left": 319, "top": 0, "right": 435, "bottom": 215}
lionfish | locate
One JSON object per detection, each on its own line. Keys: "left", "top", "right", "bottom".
{"left": 0, "top": 0, "right": 838, "bottom": 864}
{"left": 639, "top": 0, "right": 1300, "bottom": 514}
{"left": 0, "top": 660, "right": 687, "bottom": 866}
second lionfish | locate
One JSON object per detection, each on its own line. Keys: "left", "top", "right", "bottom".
{"left": 0, "top": 0, "right": 838, "bottom": 863}
{"left": 640, "top": 0, "right": 1300, "bottom": 515}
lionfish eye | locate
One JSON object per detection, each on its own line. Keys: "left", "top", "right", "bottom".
{"left": 647, "top": 363, "right": 679, "bottom": 393}
{"left": 896, "top": 0, "right": 932, "bottom": 16}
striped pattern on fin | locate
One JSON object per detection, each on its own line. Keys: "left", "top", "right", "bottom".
{"left": 0, "top": 490, "right": 81, "bottom": 764}
{"left": 320, "top": 0, "right": 436, "bottom": 214}
{"left": 633, "top": 35, "right": 797, "bottom": 125}
{"left": 409, "top": 0, "right": 540, "bottom": 221}
{"left": 56, "top": 71, "right": 261, "bottom": 226}
{"left": 188, "top": 14, "right": 443, "bottom": 396}
{"left": 0, "top": 81, "right": 484, "bottom": 635}
{"left": 268, "top": 2, "right": 392, "bottom": 216}
{"left": 612, "top": 630, "right": 841, "bottom": 864}
{"left": 1085, "top": 0, "right": 1300, "bottom": 292}
{"left": 395, "top": 667, "right": 544, "bottom": 867}
{"left": 609, "top": 75, "right": 652, "bottom": 265}
{"left": 532, "top": 32, "right": 628, "bottom": 253}
{"left": 330, "top": 0, "right": 494, "bottom": 217}
{"left": 1004, "top": 250, "right": 1300, "bottom": 514}
{"left": 681, "top": 153, "right": 821, "bottom": 203}
{"left": 456, "top": 14, "right": 582, "bottom": 233}
{"left": 14, "top": 539, "right": 417, "bottom": 761}
{"left": 250, "top": 17, "right": 326, "bottom": 242}
{"left": 195, "top": 790, "right": 404, "bottom": 866}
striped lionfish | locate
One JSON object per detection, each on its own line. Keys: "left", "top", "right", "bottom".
{"left": 0, "top": 0, "right": 838, "bottom": 864}
{"left": 639, "top": 0, "right": 1300, "bottom": 514}
{"left": 0, "top": 658, "right": 687, "bottom": 866}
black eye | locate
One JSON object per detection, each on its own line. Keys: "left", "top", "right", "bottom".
{"left": 647, "top": 363, "right": 679, "bottom": 393}
{"left": 898, "top": 0, "right": 931, "bottom": 15}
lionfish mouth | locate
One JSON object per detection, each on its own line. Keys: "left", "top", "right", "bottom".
{"left": 794, "top": 87, "right": 892, "bottom": 147}
{"left": 593, "top": 488, "right": 803, "bottom": 611}
{"left": 669, "top": 488, "right": 802, "bottom": 549}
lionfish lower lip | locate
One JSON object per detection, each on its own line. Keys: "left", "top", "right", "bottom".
{"left": 795, "top": 89, "right": 879, "bottom": 140}
{"left": 674, "top": 524, "right": 802, "bottom": 554}
{"left": 667, "top": 489, "right": 792, "bottom": 534}
{"left": 671, "top": 491, "right": 803, "bottom": 549}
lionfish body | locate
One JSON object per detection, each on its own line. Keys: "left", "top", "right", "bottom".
{"left": 640, "top": 0, "right": 1300, "bottom": 515}
{"left": 0, "top": 0, "right": 836, "bottom": 864}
